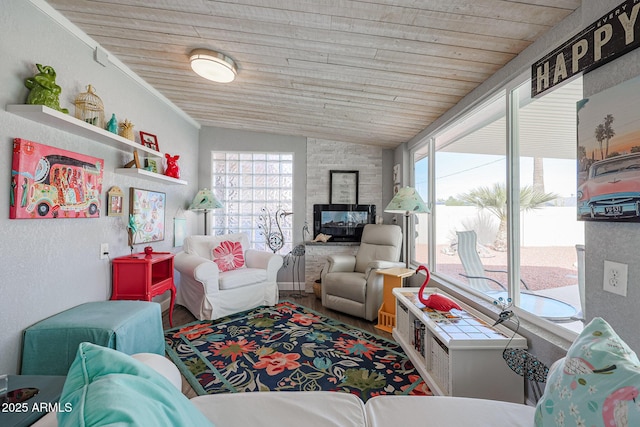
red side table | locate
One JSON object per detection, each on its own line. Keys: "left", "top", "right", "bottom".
{"left": 111, "top": 252, "right": 176, "bottom": 327}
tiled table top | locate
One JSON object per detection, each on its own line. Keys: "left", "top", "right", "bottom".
{"left": 394, "top": 288, "right": 526, "bottom": 348}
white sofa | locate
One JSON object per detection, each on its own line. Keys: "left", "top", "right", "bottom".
{"left": 34, "top": 349, "right": 536, "bottom": 427}
{"left": 174, "top": 234, "right": 283, "bottom": 320}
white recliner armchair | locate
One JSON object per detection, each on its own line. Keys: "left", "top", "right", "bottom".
{"left": 321, "top": 224, "right": 403, "bottom": 321}
{"left": 174, "top": 233, "right": 283, "bottom": 320}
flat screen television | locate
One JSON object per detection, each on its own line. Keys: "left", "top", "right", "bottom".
{"left": 313, "top": 204, "right": 376, "bottom": 242}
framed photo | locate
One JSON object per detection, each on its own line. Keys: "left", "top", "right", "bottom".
{"left": 129, "top": 187, "right": 165, "bottom": 244}
{"left": 139, "top": 131, "right": 160, "bottom": 151}
{"left": 330, "top": 170, "right": 359, "bottom": 204}
{"left": 107, "top": 186, "right": 124, "bottom": 217}
{"left": 145, "top": 158, "right": 158, "bottom": 173}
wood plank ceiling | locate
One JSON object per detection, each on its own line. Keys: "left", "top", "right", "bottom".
{"left": 45, "top": 0, "right": 581, "bottom": 148}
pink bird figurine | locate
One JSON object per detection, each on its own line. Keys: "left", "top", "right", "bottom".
{"left": 416, "top": 265, "right": 461, "bottom": 312}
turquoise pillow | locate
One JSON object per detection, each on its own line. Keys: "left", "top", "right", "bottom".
{"left": 58, "top": 342, "right": 215, "bottom": 427}
{"left": 535, "top": 317, "right": 640, "bottom": 427}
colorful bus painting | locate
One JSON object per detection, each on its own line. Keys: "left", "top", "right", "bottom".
{"left": 10, "top": 138, "right": 104, "bottom": 219}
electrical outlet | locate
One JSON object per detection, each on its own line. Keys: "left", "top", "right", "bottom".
{"left": 100, "top": 243, "right": 109, "bottom": 260}
{"left": 603, "top": 260, "right": 628, "bottom": 297}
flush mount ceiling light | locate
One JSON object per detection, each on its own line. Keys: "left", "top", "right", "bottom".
{"left": 189, "top": 49, "right": 237, "bottom": 83}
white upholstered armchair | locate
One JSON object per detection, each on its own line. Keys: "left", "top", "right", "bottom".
{"left": 174, "top": 234, "right": 283, "bottom": 320}
{"left": 321, "top": 224, "right": 403, "bottom": 321}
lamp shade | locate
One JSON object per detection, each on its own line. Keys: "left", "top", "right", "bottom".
{"left": 384, "top": 186, "right": 430, "bottom": 214}
{"left": 190, "top": 49, "right": 237, "bottom": 83}
{"left": 189, "top": 188, "right": 223, "bottom": 211}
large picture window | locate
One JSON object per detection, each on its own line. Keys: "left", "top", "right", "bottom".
{"left": 413, "top": 76, "right": 584, "bottom": 334}
{"left": 210, "top": 152, "right": 293, "bottom": 253}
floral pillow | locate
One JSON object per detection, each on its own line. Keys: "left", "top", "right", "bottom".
{"left": 535, "top": 317, "right": 640, "bottom": 427}
{"left": 212, "top": 240, "right": 245, "bottom": 272}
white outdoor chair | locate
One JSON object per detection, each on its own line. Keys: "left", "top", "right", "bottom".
{"left": 456, "top": 230, "right": 578, "bottom": 322}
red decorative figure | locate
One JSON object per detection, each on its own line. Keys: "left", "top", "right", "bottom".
{"left": 417, "top": 264, "right": 461, "bottom": 312}
{"left": 165, "top": 153, "right": 180, "bottom": 179}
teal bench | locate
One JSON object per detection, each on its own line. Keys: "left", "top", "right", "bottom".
{"left": 21, "top": 301, "right": 165, "bottom": 375}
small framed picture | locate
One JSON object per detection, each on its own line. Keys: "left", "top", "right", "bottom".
{"left": 330, "top": 170, "right": 359, "bottom": 204}
{"left": 145, "top": 158, "right": 158, "bottom": 173}
{"left": 130, "top": 187, "right": 165, "bottom": 244}
{"left": 393, "top": 164, "right": 400, "bottom": 184}
{"left": 107, "top": 186, "right": 124, "bottom": 217}
{"left": 139, "top": 131, "right": 160, "bottom": 151}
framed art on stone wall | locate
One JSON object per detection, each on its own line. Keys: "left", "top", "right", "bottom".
{"left": 10, "top": 138, "right": 104, "bottom": 219}
{"left": 330, "top": 170, "right": 359, "bottom": 204}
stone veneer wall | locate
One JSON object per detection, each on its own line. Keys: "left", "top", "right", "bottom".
{"left": 304, "top": 138, "right": 383, "bottom": 292}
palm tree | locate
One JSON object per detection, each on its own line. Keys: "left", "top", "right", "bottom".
{"left": 603, "top": 114, "right": 615, "bottom": 158}
{"left": 595, "top": 114, "right": 615, "bottom": 159}
{"left": 458, "top": 183, "right": 558, "bottom": 251}
{"left": 595, "top": 125, "right": 605, "bottom": 160}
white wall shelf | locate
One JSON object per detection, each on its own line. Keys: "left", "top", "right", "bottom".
{"left": 7, "top": 104, "right": 163, "bottom": 158}
{"left": 115, "top": 168, "right": 187, "bottom": 185}
{"left": 7, "top": 104, "right": 188, "bottom": 186}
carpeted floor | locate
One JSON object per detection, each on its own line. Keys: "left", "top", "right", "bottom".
{"left": 165, "top": 301, "right": 431, "bottom": 402}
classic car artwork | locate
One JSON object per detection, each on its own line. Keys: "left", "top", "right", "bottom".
{"left": 10, "top": 138, "right": 103, "bottom": 219}
{"left": 577, "top": 74, "right": 640, "bottom": 222}
{"left": 577, "top": 153, "right": 640, "bottom": 220}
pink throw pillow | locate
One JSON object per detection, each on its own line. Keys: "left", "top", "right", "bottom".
{"left": 212, "top": 240, "right": 245, "bottom": 272}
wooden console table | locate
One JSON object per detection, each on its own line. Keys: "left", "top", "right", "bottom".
{"left": 375, "top": 267, "right": 415, "bottom": 333}
{"left": 393, "top": 287, "right": 527, "bottom": 403}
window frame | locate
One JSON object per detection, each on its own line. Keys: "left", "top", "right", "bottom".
{"left": 410, "top": 71, "right": 582, "bottom": 341}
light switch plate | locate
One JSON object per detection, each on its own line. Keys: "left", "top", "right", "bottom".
{"left": 100, "top": 243, "right": 109, "bottom": 260}
{"left": 603, "top": 260, "right": 628, "bottom": 297}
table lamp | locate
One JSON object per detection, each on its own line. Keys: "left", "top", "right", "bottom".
{"left": 384, "top": 186, "right": 430, "bottom": 268}
{"left": 189, "top": 188, "right": 223, "bottom": 235}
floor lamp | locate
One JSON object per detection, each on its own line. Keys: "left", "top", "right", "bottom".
{"left": 384, "top": 186, "right": 430, "bottom": 269}
{"left": 189, "top": 188, "right": 223, "bottom": 235}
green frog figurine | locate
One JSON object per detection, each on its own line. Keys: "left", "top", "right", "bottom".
{"left": 24, "top": 64, "right": 69, "bottom": 114}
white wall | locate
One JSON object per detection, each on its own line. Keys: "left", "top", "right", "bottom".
{"left": 581, "top": 0, "right": 640, "bottom": 353}
{"left": 0, "top": 0, "right": 199, "bottom": 374}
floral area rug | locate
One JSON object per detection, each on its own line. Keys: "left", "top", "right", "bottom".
{"left": 164, "top": 301, "right": 431, "bottom": 402}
